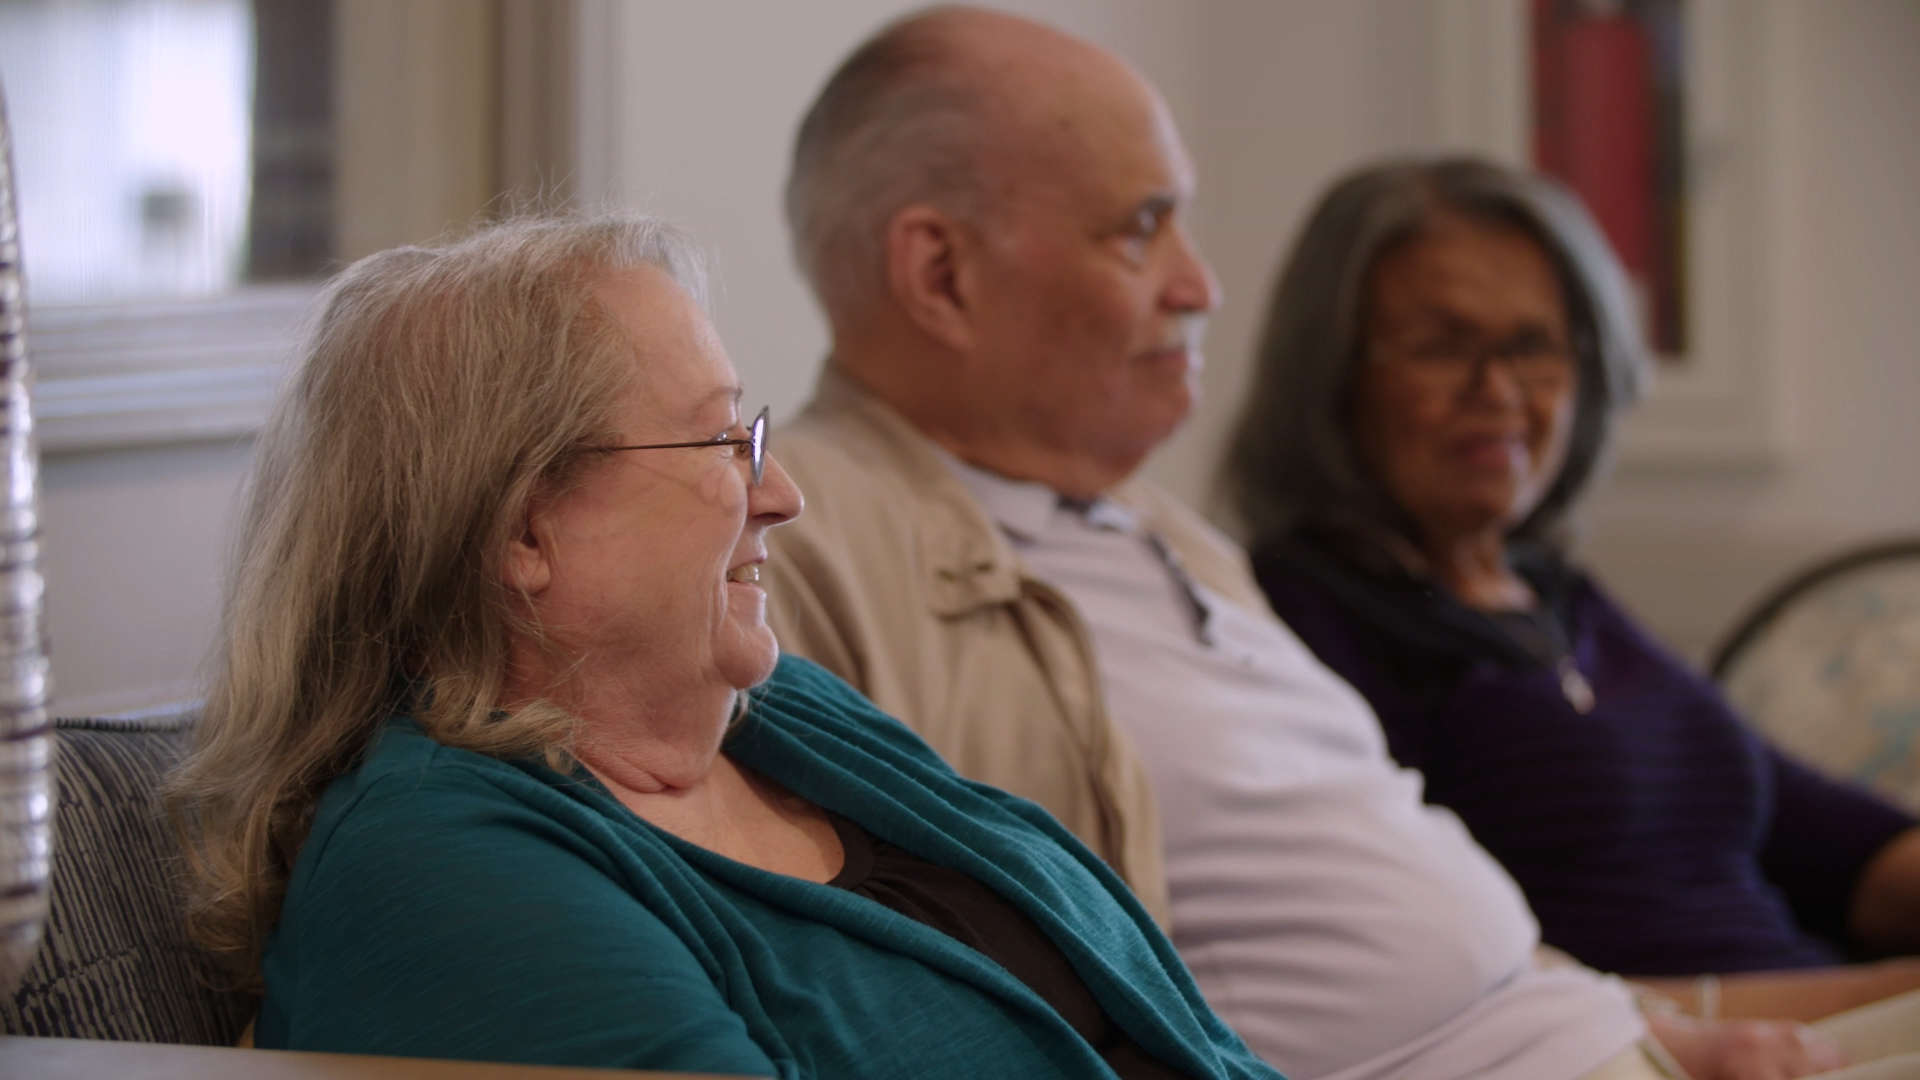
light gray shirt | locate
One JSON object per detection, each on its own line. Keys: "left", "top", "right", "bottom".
{"left": 943, "top": 457, "right": 1643, "bottom": 1080}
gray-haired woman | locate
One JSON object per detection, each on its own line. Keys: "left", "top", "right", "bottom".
{"left": 166, "top": 215, "right": 1284, "bottom": 1080}
{"left": 1223, "top": 158, "right": 1920, "bottom": 1039}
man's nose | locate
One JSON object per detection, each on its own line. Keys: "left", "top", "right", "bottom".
{"left": 1164, "top": 224, "right": 1221, "bottom": 314}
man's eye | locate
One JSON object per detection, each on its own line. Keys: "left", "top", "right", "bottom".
{"left": 1126, "top": 208, "right": 1163, "bottom": 238}
{"left": 1115, "top": 212, "right": 1164, "bottom": 263}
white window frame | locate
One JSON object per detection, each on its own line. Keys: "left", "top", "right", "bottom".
{"left": 27, "top": 287, "right": 311, "bottom": 452}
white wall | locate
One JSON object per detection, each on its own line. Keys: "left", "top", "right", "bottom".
{"left": 36, "top": 0, "right": 1920, "bottom": 713}
{"left": 1149, "top": 1, "right": 1443, "bottom": 513}
{"left": 41, "top": 440, "right": 251, "bottom": 714}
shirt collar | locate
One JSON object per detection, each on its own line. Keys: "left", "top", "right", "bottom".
{"left": 932, "top": 448, "right": 1139, "bottom": 540}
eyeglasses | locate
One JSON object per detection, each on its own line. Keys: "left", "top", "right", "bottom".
{"left": 586, "top": 405, "right": 769, "bottom": 485}
{"left": 1370, "top": 334, "right": 1577, "bottom": 394}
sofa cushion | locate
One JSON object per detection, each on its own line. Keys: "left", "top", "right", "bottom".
{"left": 0, "top": 709, "right": 256, "bottom": 1043}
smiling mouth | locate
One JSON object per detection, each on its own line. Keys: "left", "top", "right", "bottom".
{"left": 726, "top": 564, "right": 762, "bottom": 585}
{"left": 1148, "top": 316, "right": 1208, "bottom": 366}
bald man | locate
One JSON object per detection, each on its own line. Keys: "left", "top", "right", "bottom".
{"left": 763, "top": 8, "right": 1839, "bottom": 1080}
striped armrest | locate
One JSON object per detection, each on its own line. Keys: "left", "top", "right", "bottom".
{"left": 0, "top": 709, "right": 257, "bottom": 1043}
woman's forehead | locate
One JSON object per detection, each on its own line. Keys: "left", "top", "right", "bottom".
{"left": 597, "top": 269, "right": 739, "bottom": 422}
{"left": 1370, "top": 225, "right": 1564, "bottom": 324}
{"left": 597, "top": 265, "right": 703, "bottom": 341}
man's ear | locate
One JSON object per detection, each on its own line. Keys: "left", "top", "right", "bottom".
{"left": 502, "top": 504, "right": 554, "bottom": 598}
{"left": 884, "top": 204, "right": 978, "bottom": 353}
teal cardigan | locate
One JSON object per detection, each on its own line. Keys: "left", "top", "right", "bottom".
{"left": 257, "top": 656, "right": 1283, "bottom": 1080}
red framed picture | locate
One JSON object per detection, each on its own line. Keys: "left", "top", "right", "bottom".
{"left": 1532, "top": 0, "right": 1687, "bottom": 358}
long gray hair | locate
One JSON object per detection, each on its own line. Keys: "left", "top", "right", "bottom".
{"left": 1222, "top": 157, "right": 1649, "bottom": 554}
{"left": 167, "top": 214, "right": 704, "bottom": 982}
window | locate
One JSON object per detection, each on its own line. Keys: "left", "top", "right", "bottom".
{"left": 2, "top": 0, "right": 270, "bottom": 305}
{"left": 3, "top": 0, "right": 574, "bottom": 451}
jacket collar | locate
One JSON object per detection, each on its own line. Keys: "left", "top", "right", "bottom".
{"left": 800, "top": 367, "right": 1027, "bottom": 618}
{"left": 800, "top": 366, "right": 1184, "bottom": 618}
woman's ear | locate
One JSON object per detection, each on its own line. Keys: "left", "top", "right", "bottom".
{"left": 885, "top": 204, "right": 978, "bottom": 354}
{"left": 502, "top": 505, "right": 554, "bottom": 598}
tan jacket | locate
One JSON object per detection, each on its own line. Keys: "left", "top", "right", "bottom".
{"left": 763, "top": 368, "right": 1271, "bottom": 928}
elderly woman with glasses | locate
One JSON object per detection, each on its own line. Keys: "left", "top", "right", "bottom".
{"left": 168, "top": 216, "right": 1283, "bottom": 1080}
{"left": 1222, "top": 159, "right": 1920, "bottom": 1026}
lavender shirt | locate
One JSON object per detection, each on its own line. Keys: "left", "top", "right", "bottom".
{"left": 943, "top": 458, "right": 1643, "bottom": 1080}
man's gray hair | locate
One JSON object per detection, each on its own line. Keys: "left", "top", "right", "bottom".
{"left": 784, "top": 7, "right": 991, "bottom": 316}
{"left": 1222, "top": 156, "right": 1650, "bottom": 550}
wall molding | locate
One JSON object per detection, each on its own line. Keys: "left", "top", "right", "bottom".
{"left": 52, "top": 679, "right": 202, "bottom": 720}
{"left": 25, "top": 286, "right": 310, "bottom": 453}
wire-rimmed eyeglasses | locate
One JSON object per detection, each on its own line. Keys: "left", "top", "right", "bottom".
{"left": 586, "top": 405, "right": 769, "bottom": 485}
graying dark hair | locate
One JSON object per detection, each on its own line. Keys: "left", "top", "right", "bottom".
{"left": 1222, "top": 156, "right": 1649, "bottom": 550}
{"left": 784, "top": 6, "right": 991, "bottom": 316}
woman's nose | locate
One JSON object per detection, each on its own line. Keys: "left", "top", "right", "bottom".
{"left": 750, "top": 454, "right": 804, "bottom": 527}
{"left": 1462, "top": 352, "right": 1529, "bottom": 407}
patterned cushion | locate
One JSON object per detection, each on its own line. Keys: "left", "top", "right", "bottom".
{"left": 0, "top": 708, "right": 257, "bottom": 1043}
{"left": 1719, "top": 552, "right": 1920, "bottom": 815}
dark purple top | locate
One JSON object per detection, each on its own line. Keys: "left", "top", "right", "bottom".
{"left": 1250, "top": 531, "right": 1917, "bottom": 976}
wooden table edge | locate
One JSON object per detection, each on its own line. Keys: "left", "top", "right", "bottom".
{"left": 0, "top": 1035, "right": 744, "bottom": 1079}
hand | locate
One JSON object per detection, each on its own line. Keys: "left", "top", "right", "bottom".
{"left": 1646, "top": 1012, "right": 1847, "bottom": 1080}
{"left": 1637, "top": 956, "right": 1920, "bottom": 1023}
{"left": 1850, "top": 824, "right": 1920, "bottom": 953}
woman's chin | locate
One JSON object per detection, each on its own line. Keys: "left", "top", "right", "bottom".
{"left": 1420, "top": 479, "right": 1533, "bottom": 532}
{"left": 715, "top": 631, "right": 782, "bottom": 692}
